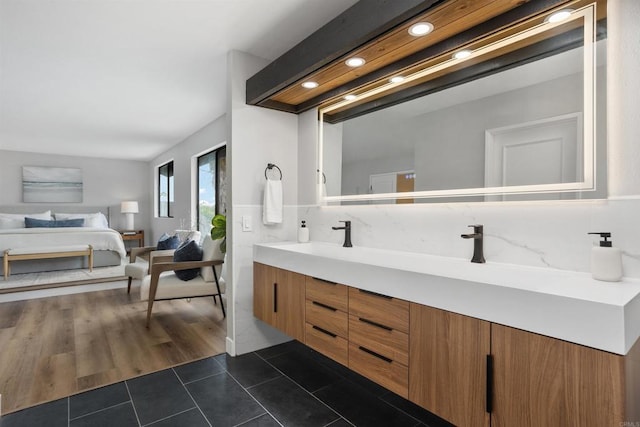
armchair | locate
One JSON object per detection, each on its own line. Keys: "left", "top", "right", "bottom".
{"left": 140, "top": 236, "right": 225, "bottom": 327}
{"left": 124, "top": 230, "right": 201, "bottom": 293}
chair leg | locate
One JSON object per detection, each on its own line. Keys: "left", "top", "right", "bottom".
{"left": 146, "top": 299, "right": 154, "bottom": 328}
{"left": 127, "top": 277, "right": 132, "bottom": 294}
{"left": 213, "top": 267, "right": 225, "bottom": 318}
{"left": 212, "top": 294, "right": 218, "bottom": 305}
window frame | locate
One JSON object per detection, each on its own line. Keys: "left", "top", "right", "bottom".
{"left": 158, "top": 161, "right": 174, "bottom": 218}
{"left": 196, "top": 146, "right": 226, "bottom": 233}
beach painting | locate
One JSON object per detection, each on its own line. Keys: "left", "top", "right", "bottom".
{"left": 22, "top": 166, "right": 83, "bottom": 203}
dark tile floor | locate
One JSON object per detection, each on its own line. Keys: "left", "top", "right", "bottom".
{"left": 0, "top": 340, "right": 453, "bottom": 427}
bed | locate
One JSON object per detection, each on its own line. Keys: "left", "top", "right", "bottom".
{"left": 0, "top": 205, "right": 126, "bottom": 276}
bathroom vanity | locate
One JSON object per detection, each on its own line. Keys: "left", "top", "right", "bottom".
{"left": 253, "top": 242, "right": 640, "bottom": 426}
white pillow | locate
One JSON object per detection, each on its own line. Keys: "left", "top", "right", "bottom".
{"left": 0, "top": 210, "right": 51, "bottom": 221}
{"left": 174, "top": 230, "right": 201, "bottom": 244}
{"left": 0, "top": 217, "right": 25, "bottom": 229}
{"left": 54, "top": 212, "right": 109, "bottom": 229}
{"left": 201, "top": 237, "right": 224, "bottom": 283}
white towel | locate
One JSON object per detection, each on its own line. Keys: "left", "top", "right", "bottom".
{"left": 263, "top": 179, "right": 283, "bottom": 224}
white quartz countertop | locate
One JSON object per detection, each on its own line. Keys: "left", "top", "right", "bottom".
{"left": 254, "top": 241, "right": 640, "bottom": 355}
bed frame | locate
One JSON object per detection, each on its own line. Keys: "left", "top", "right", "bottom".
{"left": 0, "top": 204, "right": 123, "bottom": 275}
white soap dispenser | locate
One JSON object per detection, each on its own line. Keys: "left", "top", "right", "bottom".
{"left": 298, "top": 220, "right": 310, "bottom": 243}
{"left": 588, "top": 232, "right": 622, "bottom": 282}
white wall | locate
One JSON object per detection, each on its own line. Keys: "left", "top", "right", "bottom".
{"left": 226, "top": 50, "right": 299, "bottom": 355}
{"left": 295, "top": 0, "right": 640, "bottom": 281}
{"left": 0, "top": 149, "right": 150, "bottom": 233}
{"left": 148, "top": 117, "right": 226, "bottom": 244}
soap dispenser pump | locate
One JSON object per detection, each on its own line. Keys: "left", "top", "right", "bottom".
{"left": 588, "top": 232, "right": 622, "bottom": 282}
{"left": 298, "top": 220, "right": 310, "bottom": 243}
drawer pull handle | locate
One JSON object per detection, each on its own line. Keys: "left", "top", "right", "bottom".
{"left": 273, "top": 282, "right": 278, "bottom": 313}
{"left": 486, "top": 354, "right": 493, "bottom": 413}
{"left": 359, "top": 346, "right": 392, "bottom": 363}
{"left": 312, "top": 277, "right": 337, "bottom": 285}
{"left": 360, "top": 289, "right": 392, "bottom": 299}
{"left": 312, "top": 301, "right": 337, "bottom": 312}
{"left": 359, "top": 317, "right": 392, "bottom": 331}
{"left": 312, "top": 325, "right": 337, "bottom": 338}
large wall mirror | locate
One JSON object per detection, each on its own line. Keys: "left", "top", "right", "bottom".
{"left": 318, "top": 3, "right": 606, "bottom": 204}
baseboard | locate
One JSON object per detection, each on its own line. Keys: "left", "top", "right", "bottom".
{"left": 226, "top": 337, "right": 236, "bottom": 356}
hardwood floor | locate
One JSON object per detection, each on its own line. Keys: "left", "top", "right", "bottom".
{"left": 0, "top": 282, "right": 227, "bottom": 414}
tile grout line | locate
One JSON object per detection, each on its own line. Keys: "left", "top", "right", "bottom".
{"left": 220, "top": 361, "right": 285, "bottom": 427}
{"left": 123, "top": 380, "right": 143, "bottom": 427}
{"left": 376, "top": 394, "right": 429, "bottom": 427}
{"left": 233, "top": 412, "right": 277, "bottom": 427}
{"left": 253, "top": 351, "right": 344, "bottom": 425}
{"left": 68, "top": 401, "right": 132, "bottom": 423}
{"left": 141, "top": 407, "right": 198, "bottom": 427}
{"left": 170, "top": 367, "right": 212, "bottom": 427}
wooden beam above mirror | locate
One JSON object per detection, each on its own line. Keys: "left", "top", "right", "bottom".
{"left": 246, "top": 0, "right": 600, "bottom": 115}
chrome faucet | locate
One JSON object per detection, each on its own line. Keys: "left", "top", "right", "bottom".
{"left": 332, "top": 220, "right": 352, "bottom": 247}
{"left": 461, "top": 224, "right": 485, "bottom": 263}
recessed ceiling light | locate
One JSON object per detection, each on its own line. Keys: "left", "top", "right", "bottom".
{"left": 453, "top": 50, "right": 472, "bottom": 60}
{"left": 408, "top": 22, "right": 434, "bottom": 36}
{"left": 390, "top": 76, "right": 405, "bottom": 84}
{"left": 546, "top": 9, "right": 573, "bottom": 23}
{"left": 345, "top": 57, "right": 366, "bottom": 67}
{"left": 301, "top": 81, "right": 319, "bottom": 89}
{"left": 344, "top": 94, "right": 357, "bottom": 101}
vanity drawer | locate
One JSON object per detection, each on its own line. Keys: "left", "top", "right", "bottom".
{"left": 348, "top": 342, "right": 408, "bottom": 399}
{"left": 348, "top": 287, "right": 409, "bottom": 333}
{"left": 306, "top": 276, "right": 348, "bottom": 312}
{"left": 306, "top": 299, "right": 348, "bottom": 337}
{"left": 348, "top": 315, "right": 408, "bottom": 366}
{"left": 305, "top": 322, "right": 348, "bottom": 366}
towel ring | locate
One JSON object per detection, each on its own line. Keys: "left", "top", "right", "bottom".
{"left": 317, "top": 169, "right": 326, "bottom": 184}
{"left": 265, "top": 163, "right": 282, "bottom": 180}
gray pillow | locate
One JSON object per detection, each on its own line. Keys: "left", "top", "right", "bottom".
{"left": 173, "top": 239, "right": 203, "bottom": 281}
{"left": 25, "top": 217, "right": 85, "bottom": 228}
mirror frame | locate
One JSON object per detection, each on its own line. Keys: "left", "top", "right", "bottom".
{"left": 318, "top": 4, "right": 597, "bottom": 204}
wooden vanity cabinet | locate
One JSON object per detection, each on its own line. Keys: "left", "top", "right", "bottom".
{"left": 304, "top": 276, "right": 349, "bottom": 366}
{"left": 409, "top": 303, "right": 636, "bottom": 427}
{"left": 348, "top": 288, "right": 410, "bottom": 398}
{"left": 409, "top": 303, "right": 491, "bottom": 427}
{"left": 253, "top": 262, "right": 305, "bottom": 341}
{"left": 254, "top": 263, "right": 639, "bottom": 425}
{"left": 491, "top": 324, "right": 628, "bottom": 427}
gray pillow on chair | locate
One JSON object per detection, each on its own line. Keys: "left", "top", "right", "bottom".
{"left": 173, "top": 239, "right": 203, "bottom": 281}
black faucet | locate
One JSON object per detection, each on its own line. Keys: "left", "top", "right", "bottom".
{"left": 332, "top": 220, "right": 352, "bottom": 247}
{"left": 461, "top": 224, "right": 485, "bottom": 263}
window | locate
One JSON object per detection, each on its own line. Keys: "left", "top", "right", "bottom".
{"left": 158, "top": 161, "right": 174, "bottom": 217}
{"left": 197, "top": 146, "right": 226, "bottom": 235}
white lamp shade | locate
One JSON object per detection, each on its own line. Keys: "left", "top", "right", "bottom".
{"left": 121, "top": 201, "right": 139, "bottom": 214}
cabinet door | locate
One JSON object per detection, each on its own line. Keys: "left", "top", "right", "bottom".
{"left": 409, "top": 303, "right": 491, "bottom": 427}
{"left": 253, "top": 263, "right": 278, "bottom": 328}
{"left": 275, "top": 268, "right": 305, "bottom": 341}
{"left": 491, "top": 323, "right": 625, "bottom": 427}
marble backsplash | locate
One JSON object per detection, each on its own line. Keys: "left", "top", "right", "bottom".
{"left": 298, "top": 198, "right": 640, "bottom": 279}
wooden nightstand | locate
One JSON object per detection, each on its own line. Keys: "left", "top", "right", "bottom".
{"left": 119, "top": 230, "right": 144, "bottom": 253}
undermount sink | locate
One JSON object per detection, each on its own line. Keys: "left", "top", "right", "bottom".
{"left": 254, "top": 241, "right": 640, "bottom": 355}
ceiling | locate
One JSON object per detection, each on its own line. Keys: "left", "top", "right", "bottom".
{"left": 0, "top": 0, "right": 358, "bottom": 161}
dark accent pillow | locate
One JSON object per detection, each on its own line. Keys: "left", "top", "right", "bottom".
{"left": 25, "top": 217, "right": 85, "bottom": 228}
{"left": 157, "top": 233, "right": 180, "bottom": 250}
{"left": 173, "top": 239, "right": 203, "bottom": 281}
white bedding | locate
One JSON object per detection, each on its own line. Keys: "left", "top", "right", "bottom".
{"left": 0, "top": 227, "right": 127, "bottom": 258}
